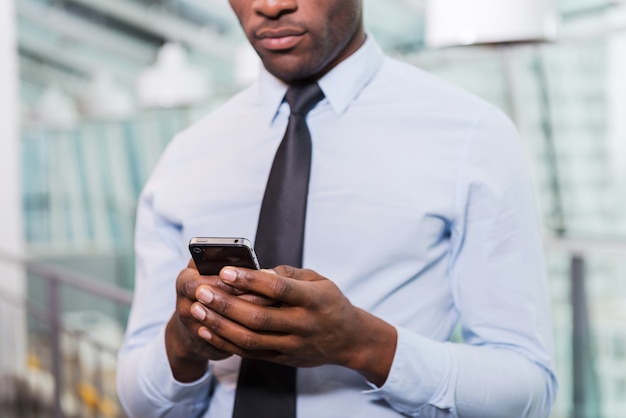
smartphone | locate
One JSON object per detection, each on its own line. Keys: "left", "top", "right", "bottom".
{"left": 189, "top": 237, "right": 260, "bottom": 276}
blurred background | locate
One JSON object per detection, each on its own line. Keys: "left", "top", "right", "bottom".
{"left": 1, "top": 0, "right": 625, "bottom": 417}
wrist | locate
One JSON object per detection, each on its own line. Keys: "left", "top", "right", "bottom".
{"left": 347, "top": 309, "right": 397, "bottom": 387}
{"left": 165, "top": 316, "right": 209, "bottom": 383}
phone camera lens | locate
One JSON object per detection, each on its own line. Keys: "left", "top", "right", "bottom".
{"left": 193, "top": 247, "right": 202, "bottom": 254}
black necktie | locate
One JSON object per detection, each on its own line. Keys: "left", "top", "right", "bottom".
{"left": 232, "top": 83, "right": 325, "bottom": 418}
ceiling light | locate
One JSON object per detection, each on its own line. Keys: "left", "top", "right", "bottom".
{"left": 136, "top": 42, "right": 209, "bottom": 109}
{"left": 31, "top": 86, "right": 78, "bottom": 129}
{"left": 78, "top": 72, "right": 136, "bottom": 120}
{"left": 425, "top": 0, "right": 558, "bottom": 48}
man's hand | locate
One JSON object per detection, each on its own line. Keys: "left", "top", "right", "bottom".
{"left": 191, "top": 265, "right": 398, "bottom": 386}
{"left": 164, "top": 259, "right": 234, "bottom": 383}
{"left": 164, "top": 258, "right": 275, "bottom": 382}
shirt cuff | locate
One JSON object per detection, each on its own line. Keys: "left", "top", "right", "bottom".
{"left": 139, "top": 326, "right": 213, "bottom": 405}
{"left": 364, "top": 326, "right": 456, "bottom": 415}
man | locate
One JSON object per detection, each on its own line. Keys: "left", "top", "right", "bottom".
{"left": 117, "top": 0, "right": 557, "bottom": 416}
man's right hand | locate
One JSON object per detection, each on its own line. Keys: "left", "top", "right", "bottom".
{"left": 165, "top": 259, "right": 277, "bottom": 382}
{"left": 165, "top": 259, "right": 235, "bottom": 382}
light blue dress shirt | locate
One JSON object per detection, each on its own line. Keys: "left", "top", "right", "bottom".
{"left": 117, "top": 36, "right": 557, "bottom": 417}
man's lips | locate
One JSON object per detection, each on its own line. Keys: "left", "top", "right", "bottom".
{"left": 256, "top": 28, "right": 305, "bottom": 51}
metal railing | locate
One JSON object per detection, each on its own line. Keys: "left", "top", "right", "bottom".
{"left": 0, "top": 250, "right": 132, "bottom": 418}
{"left": 544, "top": 236, "right": 626, "bottom": 418}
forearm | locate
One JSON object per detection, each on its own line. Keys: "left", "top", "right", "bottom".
{"left": 452, "top": 344, "right": 556, "bottom": 418}
{"left": 165, "top": 315, "right": 210, "bottom": 383}
{"left": 372, "top": 328, "right": 557, "bottom": 418}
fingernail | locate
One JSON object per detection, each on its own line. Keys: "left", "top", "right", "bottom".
{"left": 221, "top": 268, "right": 237, "bottom": 283}
{"left": 198, "top": 328, "right": 212, "bottom": 341}
{"left": 191, "top": 304, "right": 206, "bottom": 321}
{"left": 197, "top": 287, "right": 214, "bottom": 304}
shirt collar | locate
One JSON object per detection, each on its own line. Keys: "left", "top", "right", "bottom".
{"left": 258, "top": 34, "right": 385, "bottom": 125}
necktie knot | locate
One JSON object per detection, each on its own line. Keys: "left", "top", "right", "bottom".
{"left": 285, "top": 83, "right": 325, "bottom": 117}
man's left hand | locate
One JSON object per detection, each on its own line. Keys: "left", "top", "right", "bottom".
{"left": 191, "top": 265, "right": 397, "bottom": 386}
